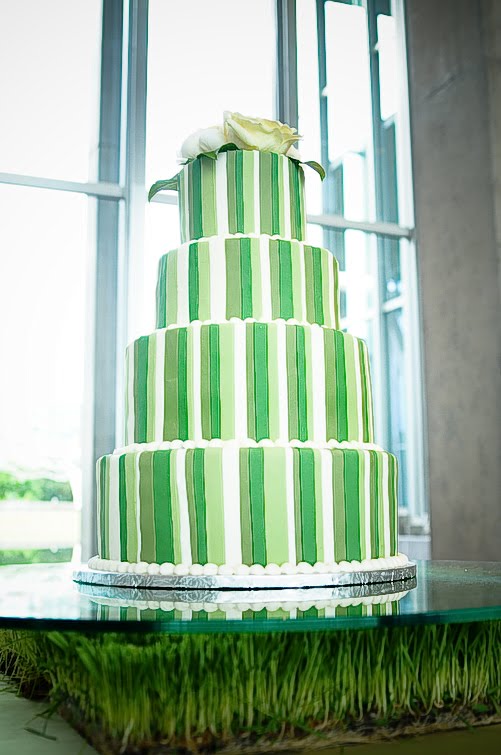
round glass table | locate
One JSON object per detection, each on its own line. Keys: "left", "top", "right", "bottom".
{"left": 0, "top": 560, "right": 500, "bottom": 633}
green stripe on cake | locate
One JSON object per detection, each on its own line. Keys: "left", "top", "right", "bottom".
{"left": 209, "top": 324, "right": 221, "bottom": 438}
{"left": 249, "top": 448, "right": 266, "bottom": 565}
{"left": 334, "top": 330, "right": 348, "bottom": 440}
{"left": 389, "top": 453, "right": 397, "bottom": 555}
{"left": 219, "top": 324, "right": 235, "bottom": 439}
{"left": 163, "top": 330, "right": 178, "bottom": 440}
{"left": 312, "top": 246, "right": 324, "bottom": 325}
{"left": 332, "top": 450, "right": 346, "bottom": 561}
{"left": 99, "top": 457, "right": 107, "bottom": 558}
{"left": 293, "top": 449, "right": 302, "bottom": 559}
{"left": 358, "top": 450, "right": 367, "bottom": 561}
{"left": 242, "top": 151, "right": 255, "bottom": 232}
{"left": 239, "top": 449, "right": 252, "bottom": 565}
{"left": 359, "top": 341, "right": 370, "bottom": 441}
{"left": 139, "top": 452, "right": 155, "bottom": 562}
{"left": 200, "top": 156, "right": 217, "bottom": 237}
{"left": 204, "top": 448, "right": 225, "bottom": 564}
{"left": 290, "top": 161, "right": 303, "bottom": 240}
{"left": 147, "top": 336, "right": 156, "bottom": 441}
{"left": 177, "top": 328, "right": 188, "bottom": 439}
{"left": 225, "top": 238, "right": 241, "bottom": 319}
{"left": 188, "top": 243, "right": 199, "bottom": 321}
{"left": 267, "top": 324, "right": 280, "bottom": 439}
{"left": 344, "top": 336, "right": 359, "bottom": 439}
{"left": 378, "top": 453, "right": 386, "bottom": 555}
{"left": 118, "top": 455, "right": 127, "bottom": 561}
{"left": 369, "top": 450, "right": 380, "bottom": 557}
{"left": 125, "top": 454, "right": 137, "bottom": 561}
{"left": 193, "top": 449, "right": 208, "bottom": 563}
{"left": 185, "top": 450, "right": 198, "bottom": 562}
{"left": 200, "top": 326, "right": 211, "bottom": 438}
{"left": 269, "top": 239, "right": 280, "bottom": 319}
{"left": 299, "top": 449, "right": 317, "bottom": 563}
{"left": 271, "top": 152, "right": 280, "bottom": 234}
{"left": 169, "top": 452, "right": 182, "bottom": 564}
{"left": 296, "top": 326, "right": 308, "bottom": 441}
{"left": 320, "top": 250, "right": 330, "bottom": 326}
{"left": 197, "top": 241, "right": 210, "bottom": 321}
{"left": 156, "top": 255, "right": 167, "bottom": 328}
{"left": 153, "top": 450, "right": 174, "bottom": 564}
{"left": 134, "top": 336, "right": 149, "bottom": 443}
{"left": 227, "top": 151, "right": 237, "bottom": 234}
{"left": 250, "top": 237, "right": 262, "bottom": 318}
{"left": 304, "top": 326, "right": 314, "bottom": 439}
{"left": 304, "top": 246, "right": 315, "bottom": 323}
{"left": 240, "top": 237, "right": 253, "bottom": 319}
{"left": 235, "top": 150, "right": 245, "bottom": 233}
{"left": 166, "top": 251, "right": 177, "bottom": 325}
{"left": 286, "top": 325, "right": 298, "bottom": 439}
{"left": 263, "top": 448, "right": 289, "bottom": 565}
{"left": 324, "top": 330, "right": 337, "bottom": 440}
{"left": 314, "top": 449, "right": 324, "bottom": 562}
{"left": 278, "top": 239, "right": 294, "bottom": 319}
{"left": 253, "top": 323, "right": 269, "bottom": 441}
{"left": 246, "top": 323, "right": 256, "bottom": 439}
{"left": 345, "top": 449, "right": 362, "bottom": 561}
{"left": 291, "top": 242, "right": 302, "bottom": 320}
{"left": 190, "top": 158, "right": 203, "bottom": 239}
{"left": 186, "top": 327, "right": 194, "bottom": 438}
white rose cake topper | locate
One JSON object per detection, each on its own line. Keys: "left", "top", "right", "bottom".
{"left": 148, "top": 111, "right": 325, "bottom": 200}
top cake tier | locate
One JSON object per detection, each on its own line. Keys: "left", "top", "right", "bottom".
{"left": 178, "top": 151, "right": 307, "bottom": 243}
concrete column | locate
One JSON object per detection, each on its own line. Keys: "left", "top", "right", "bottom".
{"left": 405, "top": 0, "right": 501, "bottom": 560}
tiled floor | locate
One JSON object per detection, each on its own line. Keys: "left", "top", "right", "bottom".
{"left": 0, "top": 682, "right": 96, "bottom": 754}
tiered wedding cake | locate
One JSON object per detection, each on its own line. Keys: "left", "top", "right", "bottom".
{"left": 89, "top": 114, "right": 407, "bottom": 579}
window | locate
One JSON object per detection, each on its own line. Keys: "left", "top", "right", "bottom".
{"left": 0, "top": 0, "right": 426, "bottom": 564}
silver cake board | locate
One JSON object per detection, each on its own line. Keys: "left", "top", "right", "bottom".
{"left": 73, "top": 562, "right": 416, "bottom": 593}
{"left": 76, "top": 575, "right": 417, "bottom": 607}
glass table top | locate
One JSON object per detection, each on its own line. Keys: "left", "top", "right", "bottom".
{"left": 0, "top": 561, "right": 500, "bottom": 633}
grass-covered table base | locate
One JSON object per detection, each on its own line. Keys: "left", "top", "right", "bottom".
{"left": 1, "top": 623, "right": 500, "bottom": 754}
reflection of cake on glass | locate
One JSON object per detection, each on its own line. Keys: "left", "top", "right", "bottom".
{"left": 89, "top": 113, "right": 409, "bottom": 581}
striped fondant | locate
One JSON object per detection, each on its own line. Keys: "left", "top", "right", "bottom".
{"left": 178, "top": 152, "right": 306, "bottom": 243}
{"left": 125, "top": 322, "right": 374, "bottom": 445}
{"left": 96, "top": 442, "right": 398, "bottom": 567}
{"left": 156, "top": 236, "right": 340, "bottom": 330}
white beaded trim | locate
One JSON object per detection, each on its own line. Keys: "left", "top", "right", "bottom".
{"left": 88, "top": 553, "right": 409, "bottom": 576}
{"left": 91, "top": 589, "right": 410, "bottom": 614}
{"left": 114, "top": 438, "right": 384, "bottom": 456}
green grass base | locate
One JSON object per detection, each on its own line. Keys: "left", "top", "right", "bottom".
{"left": 1, "top": 623, "right": 501, "bottom": 753}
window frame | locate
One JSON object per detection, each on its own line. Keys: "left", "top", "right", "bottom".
{"left": 0, "top": 0, "right": 427, "bottom": 558}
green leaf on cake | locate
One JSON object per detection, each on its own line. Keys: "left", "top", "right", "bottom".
{"left": 304, "top": 160, "right": 326, "bottom": 181}
{"left": 148, "top": 177, "right": 179, "bottom": 201}
{"left": 217, "top": 143, "right": 240, "bottom": 154}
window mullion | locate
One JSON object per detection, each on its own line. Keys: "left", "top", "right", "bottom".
{"left": 82, "top": 0, "right": 124, "bottom": 561}
{"left": 276, "top": 0, "right": 298, "bottom": 127}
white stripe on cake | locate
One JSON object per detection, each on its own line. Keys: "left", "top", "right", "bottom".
{"left": 321, "top": 449, "right": 334, "bottom": 563}
{"left": 276, "top": 321, "right": 288, "bottom": 441}
{"left": 222, "top": 445, "right": 242, "bottom": 566}
{"left": 154, "top": 330, "right": 165, "bottom": 439}
{"left": 176, "top": 449, "right": 192, "bottom": 565}
{"left": 209, "top": 236, "right": 226, "bottom": 321}
{"left": 260, "top": 236, "right": 272, "bottom": 321}
{"left": 310, "top": 326, "right": 326, "bottom": 440}
{"left": 285, "top": 446, "right": 296, "bottom": 565}
{"left": 233, "top": 319, "right": 247, "bottom": 439}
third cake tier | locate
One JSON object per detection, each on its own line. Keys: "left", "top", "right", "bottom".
{"left": 125, "top": 321, "right": 374, "bottom": 445}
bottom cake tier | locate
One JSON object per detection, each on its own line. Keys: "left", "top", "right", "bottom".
{"left": 93, "top": 440, "right": 401, "bottom": 575}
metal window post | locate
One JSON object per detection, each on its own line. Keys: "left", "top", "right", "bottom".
{"left": 276, "top": 0, "right": 298, "bottom": 127}
{"left": 81, "top": 0, "right": 124, "bottom": 561}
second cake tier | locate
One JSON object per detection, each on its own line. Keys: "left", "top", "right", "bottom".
{"left": 125, "top": 321, "right": 374, "bottom": 445}
{"left": 156, "top": 236, "right": 340, "bottom": 330}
